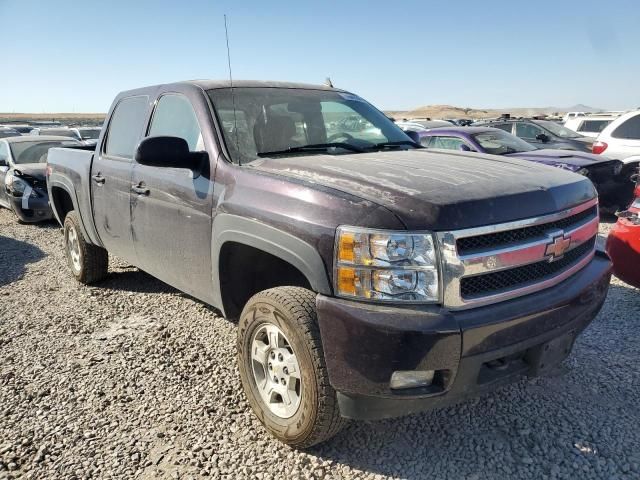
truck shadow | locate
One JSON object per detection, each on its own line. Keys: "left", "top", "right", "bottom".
{"left": 99, "top": 268, "right": 177, "bottom": 295}
{"left": 0, "top": 235, "right": 46, "bottom": 287}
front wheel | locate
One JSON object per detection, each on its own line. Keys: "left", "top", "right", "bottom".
{"left": 63, "top": 211, "right": 108, "bottom": 284}
{"left": 237, "top": 287, "right": 345, "bottom": 448}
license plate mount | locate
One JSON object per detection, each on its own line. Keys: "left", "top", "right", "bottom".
{"left": 526, "top": 331, "right": 576, "bottom": 377}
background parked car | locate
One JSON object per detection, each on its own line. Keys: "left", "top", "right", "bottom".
{"left": 563, "top": 111, "right": 586, "bottom": 122}
{"left": 0, "top": 136, "right": 80, "bottom": 223}
{"left": 420, "top": 126, "right": 630, "bottom": 211}
{"left": 564, "top": 115, "right": 618, "bottom": 138}
{"left": 475, "top": 118, "right": 594, "bottom": 152}
{"left": 592, "top": 110, "right": 640, "bottom": 182}
{"left": 0, "top": 127, "right": 22, "bottom": 138}
{"left": 31, "top": 127, "right": 101, "bottom": 146}
{"left": 0, "top": 124, "right": 36, "bottom": 135}
{"left": 606, "top": 171, "right": 640, "bottom": 289}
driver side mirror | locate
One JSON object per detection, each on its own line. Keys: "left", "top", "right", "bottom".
{"left": 0, "top": 156, "right": 7, "bottom": 167}
{"left": 458, "top": 144, "right": 473, "bottom": 152}
{"left": 536, "top": 133, "right": 549, "bottom": 142}
{"left": 135, "top": 136, "right": 204, "bottom": 170}
{"left": 404, "top": 130, "right": 421, "bottom": 145}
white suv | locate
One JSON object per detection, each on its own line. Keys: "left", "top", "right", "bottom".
{"left": 593, "top": 110, "right": 640, "bottom": 178}
{"left": 564, "top": 115, "right": 618, "bottom": 138}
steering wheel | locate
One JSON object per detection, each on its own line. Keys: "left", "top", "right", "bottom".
{"left": 327, "top": 132, "right": 355, "bottom": 143}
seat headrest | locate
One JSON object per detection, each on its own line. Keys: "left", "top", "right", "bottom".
{"left": 253, "top": 113, "right": 297, "bottom": 154}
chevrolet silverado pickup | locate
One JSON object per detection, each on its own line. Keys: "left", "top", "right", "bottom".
{"left": 47, "top": 80, "right": 612, "bottom": 447}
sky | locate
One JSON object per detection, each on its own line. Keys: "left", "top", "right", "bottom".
{"left": 1, "top": 0, "right": 639, "bottom": 113}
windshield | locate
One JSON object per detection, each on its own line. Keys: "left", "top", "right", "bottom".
{"left": 208, "top": 87, "right": 414, "bottom": 164}
{"left": 79, "top": 129, "right": 100, "bottom": 139}
{"left": 534, "top": 120, "right": 582, "bottom": 138}
{"left": 10, "top": 140, "right": 78, "bottom": 164}
{"left": 473, "top": 129, "right": 537, "bottom": 154}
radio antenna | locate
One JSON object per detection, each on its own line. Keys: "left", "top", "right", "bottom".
{"left": 224, "top": 14, "right": 240, "bottom": 163}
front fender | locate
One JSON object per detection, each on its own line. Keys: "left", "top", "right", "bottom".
{"left": 211, "top": 213, "right": 332, "bottom": 315}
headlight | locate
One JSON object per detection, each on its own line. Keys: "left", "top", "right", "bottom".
{"left": 576, "top": 168, "right": 590, "bottom": 177}
{"left": 334, "top": 227, "right": 439, "bottom": 303}
{"left": 5, "top": 174, "right": 33, "bottom": 197}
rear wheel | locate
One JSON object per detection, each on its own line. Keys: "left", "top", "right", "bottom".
{"left": 237, "top": 287, "right": 345, "bottom": 448}
{"left": 63, "top": 211, "right": 108, "bottom": 284}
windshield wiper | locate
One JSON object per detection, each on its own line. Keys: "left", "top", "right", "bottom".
{"left": 369, "top": 140, "right": 421, "bottom": 150}
{"left": 257, "top": 143, "right": 364, "bottom": 157}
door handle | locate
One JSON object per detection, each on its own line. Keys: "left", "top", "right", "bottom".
{"left": 132, "top": 183, "right": 150, "bottom": 196}
{"left": 92, "top": 174, "right": 105, "bottom": 185}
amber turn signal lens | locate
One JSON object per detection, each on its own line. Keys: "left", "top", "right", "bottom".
{"left": 338, "top": 232, "right": 356, "bottom": 263}
{"left": 336, "top": 267, "right": 357, "bottom": 295}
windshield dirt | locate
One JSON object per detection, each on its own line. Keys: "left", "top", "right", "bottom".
{"left": 473, "top": 130, "right": 537, "bottom": 155}
{"left": 208, "top": 87, "right": 413, "bottom": 164}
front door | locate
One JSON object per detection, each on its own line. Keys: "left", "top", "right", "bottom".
{"left": 91, "top": 95, "right": 149, "bottom": 261}
{"left": 130, "top": 92, "right": 215, "bottom": 301}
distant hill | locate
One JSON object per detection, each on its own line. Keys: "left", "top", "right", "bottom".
{"left": 0, "top": 112, "right": 106, "bottom": 125}
{"left": 386, "top": 104, "right": 603, "bottom": 120}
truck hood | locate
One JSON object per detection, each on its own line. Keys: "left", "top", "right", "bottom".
{"left": 13, "top": 163, "right": 47, "bottom": 182}
{"left": 249, "top": 149, "right": 596, "bottom": 230}
{"left": 506, "top": 149, "right": 612, "bottom": 170}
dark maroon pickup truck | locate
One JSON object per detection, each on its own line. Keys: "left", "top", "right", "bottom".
{"left": 46, "top": 80, "right": 611, "bottom": 447}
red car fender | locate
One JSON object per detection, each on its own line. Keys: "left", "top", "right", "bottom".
{"left": 606, "top": 214, "right": 640, "bottom": 289}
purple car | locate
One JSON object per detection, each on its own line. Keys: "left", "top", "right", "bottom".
{"left": 420, "top": 126, "right": 631, "bottom": 211}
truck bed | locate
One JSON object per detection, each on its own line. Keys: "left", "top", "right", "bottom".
{"left": 47, "top": 147, "right": 101, "bottom": 245}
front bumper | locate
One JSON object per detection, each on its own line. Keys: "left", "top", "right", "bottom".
{"left": 316, "top": 251, "right": 612, "bottom": 420}
{"left": 8, "top": 191, "right": 53, "bottom": 222}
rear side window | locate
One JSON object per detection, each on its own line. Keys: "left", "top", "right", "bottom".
{"left": 148, "top": 94, "right": 203, "bottom": 151}
{"left": 578, "top": 120, "right": 611, "bottom": 133}
{"left": 105, "top": 96, "right": 149, "bottom": 159}
{"left": 612, "top": 115, "right": 640, "bottom": 140}
{"left": 491, "top": 123, "right": 513, "bottom": 133}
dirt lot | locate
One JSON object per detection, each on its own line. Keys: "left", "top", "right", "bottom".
{"left": 0, "top": 209, "right": 639, "bottom": 480}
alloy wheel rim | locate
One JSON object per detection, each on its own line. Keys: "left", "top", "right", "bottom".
{"left": 250, "top": 322, "right": 302, "bottom": 419}
{"left": 67, "top": 225, "right": 81, "bottom": 272}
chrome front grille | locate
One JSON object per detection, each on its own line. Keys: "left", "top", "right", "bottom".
{"left": 436, "top": 198, "right": 599, "bottom": 309}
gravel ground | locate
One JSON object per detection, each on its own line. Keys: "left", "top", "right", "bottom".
{"left": 0, "top": 209, "right": 639, "bottom": 480}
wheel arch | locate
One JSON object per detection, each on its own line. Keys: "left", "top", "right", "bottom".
{"left": 211, "top": 214, "right": 332, "bottom": 318}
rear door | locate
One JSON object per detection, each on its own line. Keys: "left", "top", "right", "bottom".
{"left": 0, "top": 141, "right": 9, "bottom": 207}
{"left": 91, "top": 95, "right": 149, "bottom": 261}
{"left": 130, "top": 91, "right": 215, "bottom": 301}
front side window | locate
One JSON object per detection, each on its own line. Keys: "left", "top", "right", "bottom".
{"left": 426, "top": 136, "right": 466, "bottom": 150}
{"left": 148, "top": 94, "right": 203, "bottom": 151}
{"left": 515, "top": 122, "right": 544, "bottom": 139}
{"left": 490, "top": 123, "right": 513, "bottom": 134}
{"left": 612, "top": 114, "right": 640, "bottom": 140}
{"left": 104, "top": 95, "right": 149, "bottom": 159}
{"left": 208, "top": 87, "right": 413, "bottom": 164}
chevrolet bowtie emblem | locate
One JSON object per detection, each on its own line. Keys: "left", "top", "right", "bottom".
{"left": 545, "top": 234, "right": 571, "bottom": 261}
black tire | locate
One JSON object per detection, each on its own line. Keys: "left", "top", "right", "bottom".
{"left": 63, "top": 211, "right": 108, "bottom": 284}
{"left": 237, "top": 287, "right": 346, "bottom": 448}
